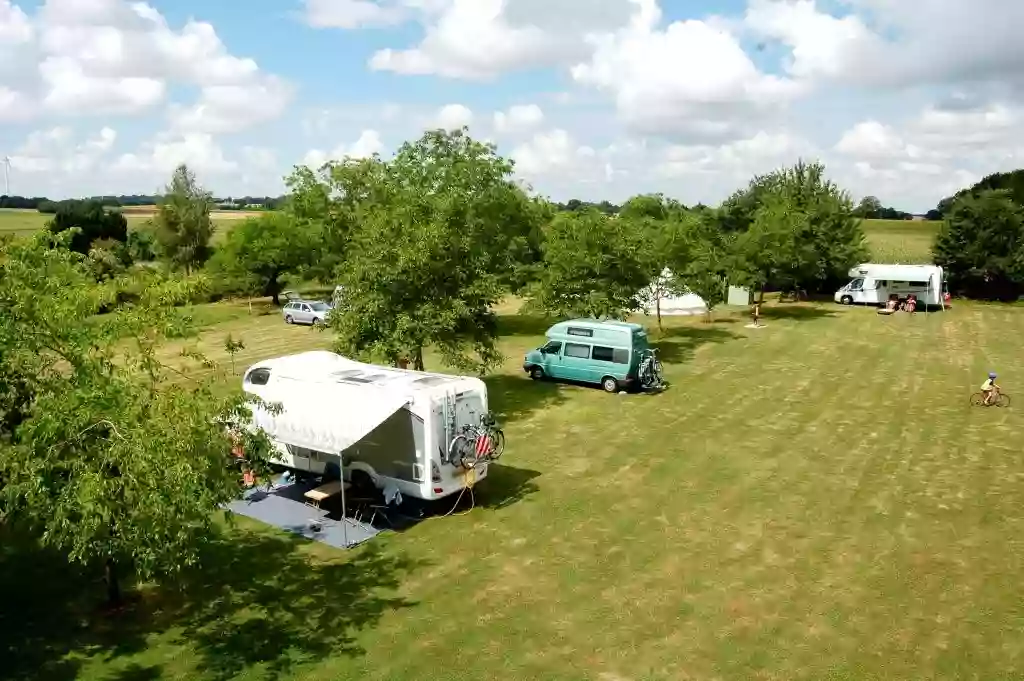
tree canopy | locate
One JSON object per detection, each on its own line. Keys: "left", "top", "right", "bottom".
{"left": 210, "top": 212, "right": 316, "bottom": 305}
{"left": 531, "top": 209, "right": 653, "bottom": 319}
{"left": 154, "top": 164, "right": 215, "bottom": 273}
{"left": 722, "top": 161, "right": 868, "bottom": 294}
{"left": 0, "top": 233, "right": 273, "bottom": 604}
{"left": 290, "top": 128, "right": 543, "bottom": 372}
{"left": 934, "top": 189, "right": 1024, "bottom": 300}
{"left": 46, "top": 200, "right": 128, "bottom": 254}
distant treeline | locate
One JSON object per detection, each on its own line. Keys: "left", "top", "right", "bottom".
{"left": 927, "top": 169, "right": 1024, "bottom": 220}
{"left": 0, "top": 194, "right": 287, "bottom": 213}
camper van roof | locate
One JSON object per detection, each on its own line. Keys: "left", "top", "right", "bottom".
{"left": 242, "top": 351, "right": 483, "bottom": 398}
{"left": 849, "top": 263, "right": 942, "bottom": 280}
{"left": 559, "top": 319, "right": 645, "bottom": 332}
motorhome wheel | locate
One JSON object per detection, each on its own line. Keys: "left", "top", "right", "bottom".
{"left": 350, "top": 470, "right": 375, "bottom": 496}
{"left": 840, "top": 295, "right": 853, "bottom": 305}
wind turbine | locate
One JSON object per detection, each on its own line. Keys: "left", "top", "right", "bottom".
{"left": 2, "top": 156, "right": 10, "bottom": 196}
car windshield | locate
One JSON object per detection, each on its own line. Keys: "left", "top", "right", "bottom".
{"left": 310, "top": 302, "right": 330, "bottom": 312}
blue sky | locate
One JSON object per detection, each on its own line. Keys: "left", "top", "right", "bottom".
{"left": 2, "top": 0, "right": 1024, "bottom": 211}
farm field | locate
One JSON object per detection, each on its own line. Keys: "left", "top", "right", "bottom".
{"left": 863, "top": 218, "right": 941, "bottom": 263}
{"left": 5, "top": 296, "right": 1024, "bottom": 681}
{"left": 0, "top": 207, "right": 257, "bottom": 239}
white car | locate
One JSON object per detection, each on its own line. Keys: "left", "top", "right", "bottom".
{"left": 282, "top": 300, "right": 332, "bottom": 326}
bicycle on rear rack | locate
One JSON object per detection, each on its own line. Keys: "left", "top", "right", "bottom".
{"left": 639, "top": 348, "right": 663, "bottom": 390}
{"left": 447, "top": 412, "right": 505, "bottom": 469}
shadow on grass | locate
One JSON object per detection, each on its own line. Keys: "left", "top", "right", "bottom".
{"left": 474, "top": 463, "right": 542, "bottom": 510}
{"left": 653, "top": 326, "right": 739, "bottom": 365}
{"left": 496, "top": 311, "right": 554, "bottom": 338}
{"left": 760, "top": 304, "right": 836, "bottom": 321}
{"left": 0, "top": 527, "right": 423, "bottom": 681}
{"left": 485, "top": 373, "right": 569, "bottom": 424}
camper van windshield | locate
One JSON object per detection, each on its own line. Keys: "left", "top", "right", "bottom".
{"left": 849, "top": 278, "right": 864, "bottom": 291}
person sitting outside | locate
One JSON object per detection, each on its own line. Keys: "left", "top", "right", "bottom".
{"left": 981, "top": 372, "right": 1001, "bottom": 406}
{"left": 904, "top": 294, "right": 918, "bottom": 313}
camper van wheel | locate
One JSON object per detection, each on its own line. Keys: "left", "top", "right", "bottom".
{"left": 601, "top": 376, "right": 620, "bottom": 393}
{"left": 840, "top": 295, "right": 853, "bottom": 305}
{"left": 529, "top": 366, "right": 544, "bottom": 380}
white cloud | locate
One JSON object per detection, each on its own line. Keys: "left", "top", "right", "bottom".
{"left": 658, "top": 131, "right": 816, "bottom": 179}
{"left": 493, "top": 104, "right": 544, "bottom": 133}
{"left": 113, "top": 133, "right": 237, "bottom": 176}
{"left": 365, "top": 0, "right": 635, "bottom": 80}
{"left": 747, "top": 0, "right": 1024, "bottom": 89}
{"left": 303, "top": 0, "right": 410, "bottom": 29}
{"left": 9, "top": 125, "right": 118, "bottom": 174}
{"left": 0, "top": 0, "right": 291, "bottom": 128}
{"left": 433, "top": 103, "right": 474, "bottom": 130}
{"left": 301, "top": 129, "right": 385, "bottom": 168}
{"left": 512, "top": 129, "right": 596, "bottom": 176}
{"left": 571, "top": 0, "right": 801, "bottom": 140}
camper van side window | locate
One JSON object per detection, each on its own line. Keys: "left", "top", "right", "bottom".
{"left": 564, "top": 343, "right": 591, "bottom": 359}
{"left": 592, "top": 346, "right": 615, "bottom": 362}
{"left": 245, "top": 368, "right": 271, "bottom": 385}
{"left": 567, "top": 327, "right": 594, "bottom": 337}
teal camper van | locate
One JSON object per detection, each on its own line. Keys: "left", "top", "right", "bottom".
{"left": 523, "top": 319, "right": 653, "bottom": 393}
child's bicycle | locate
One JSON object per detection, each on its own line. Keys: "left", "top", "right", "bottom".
{"left": 969, "top": 391, "right": 1011, "bottom": 407}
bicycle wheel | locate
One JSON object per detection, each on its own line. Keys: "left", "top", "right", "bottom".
{"left": 969, "top": 392, "right": 985, "bottom": 407}
{"left": 997, "top": 393, "right": 1011, "bottom": 407}
{"left": 448, "top": 434, "right": 471, "bottom": 465}
{"left": 489, "top": 429, "right": 505, "bottom": 460}
{"left": 460, "top": 436, "right": 481, "bottom": 470}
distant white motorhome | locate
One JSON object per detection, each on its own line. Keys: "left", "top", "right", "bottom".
{"left": 834, "top": 263, "right": 946, "bottom": 308}
{"left": 242, "top": 351, "right": 490, "bottom": 501}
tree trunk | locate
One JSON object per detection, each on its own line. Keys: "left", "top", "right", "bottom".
{"left": 105, "top": 557, "right": 121, "bottom": 607}
{"left": 656, "top": 296, "right": 662, "bottom": 331}
{"left": 269, "top": 275, "right": 281, "bottom": 306}
{"left": 413, "top": 347, "right": 425, "bottom": 371}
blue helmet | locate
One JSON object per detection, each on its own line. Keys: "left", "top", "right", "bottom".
{"left": 989, "top": 372, "right": 998, "bottom": 379}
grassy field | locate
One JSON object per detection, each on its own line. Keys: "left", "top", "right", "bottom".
{"left": 0, "top": 207, "right": 256, "bottom": 240}
{"left": 863, "top": 219, "right": 940, "bottom": 263}
{"left": 6, "top": 296, "right": 1024, "bottom": 681}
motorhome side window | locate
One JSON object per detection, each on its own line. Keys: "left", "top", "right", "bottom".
{"left": 566, "top": 327, "right": 594, "bottom": 337}
{"left": 909, "top": 281, "right": 926, "bottom": 287}
{"left": 564, "top": 343, "right": 591, "bottom": 359}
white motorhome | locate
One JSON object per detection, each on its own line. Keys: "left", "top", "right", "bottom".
{"left": 242, "top": 351, "right": 490, "bottom": 501}
{"left": 834, "top": 263, "right": 946, "bottom": 308}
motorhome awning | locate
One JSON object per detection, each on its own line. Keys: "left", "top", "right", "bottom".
{"left": 249, "top": 383, "right": 409, "bottom": 454}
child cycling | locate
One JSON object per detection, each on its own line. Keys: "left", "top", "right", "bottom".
{"left": 981, "top": 372, "right": 1000, "bottom": 406}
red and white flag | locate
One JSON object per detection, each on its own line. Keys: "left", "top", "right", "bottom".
{"left": 474, "top": 433, "right": 492, "bottom": 459}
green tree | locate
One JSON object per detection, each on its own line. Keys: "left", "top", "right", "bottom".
{"left": 154, "top": 164, "right": 214, "bottom": 273}
{"left": 47, "top": 200, "right": 128, "bottom": 254}
{"left": 854, "top": 195, "right": 883, "bottom": 218}
{"left": 674, "top": 217, "right": 732, "bottom": 322}
{"left": 723, "top": 161, "right": 867, "bottom": 295}
{"left": 314, "top": 128, "right": 541, "bottom": 372}
{"left": 620, "top": 193, "right": 687, "bottom": 222}
{"left": 531, "top": 209, "right": 652, "bottom": 319}
{"left": 210, "top": 212, "right": 316, "bottom": 305}
{"left": 934, "top": 189, "right": 1024, "bottom": 300}
{"left": 126, "top": 221, "right": 158, "bottom": 262}
{"left": 0, "top": 233, "right": 274, "bottom": 605}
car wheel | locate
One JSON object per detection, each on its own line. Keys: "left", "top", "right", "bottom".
{"left": 529, "top": 366, "right": 544, "bottom": 380}
{"left": 285, "top": 315, "right": 294, "bottom": 324}
{"left": 840, "top": 295, "right": 853, "bottom": 305}
{"left": 601, "top": 376, "right": 619, "bottom": 393}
